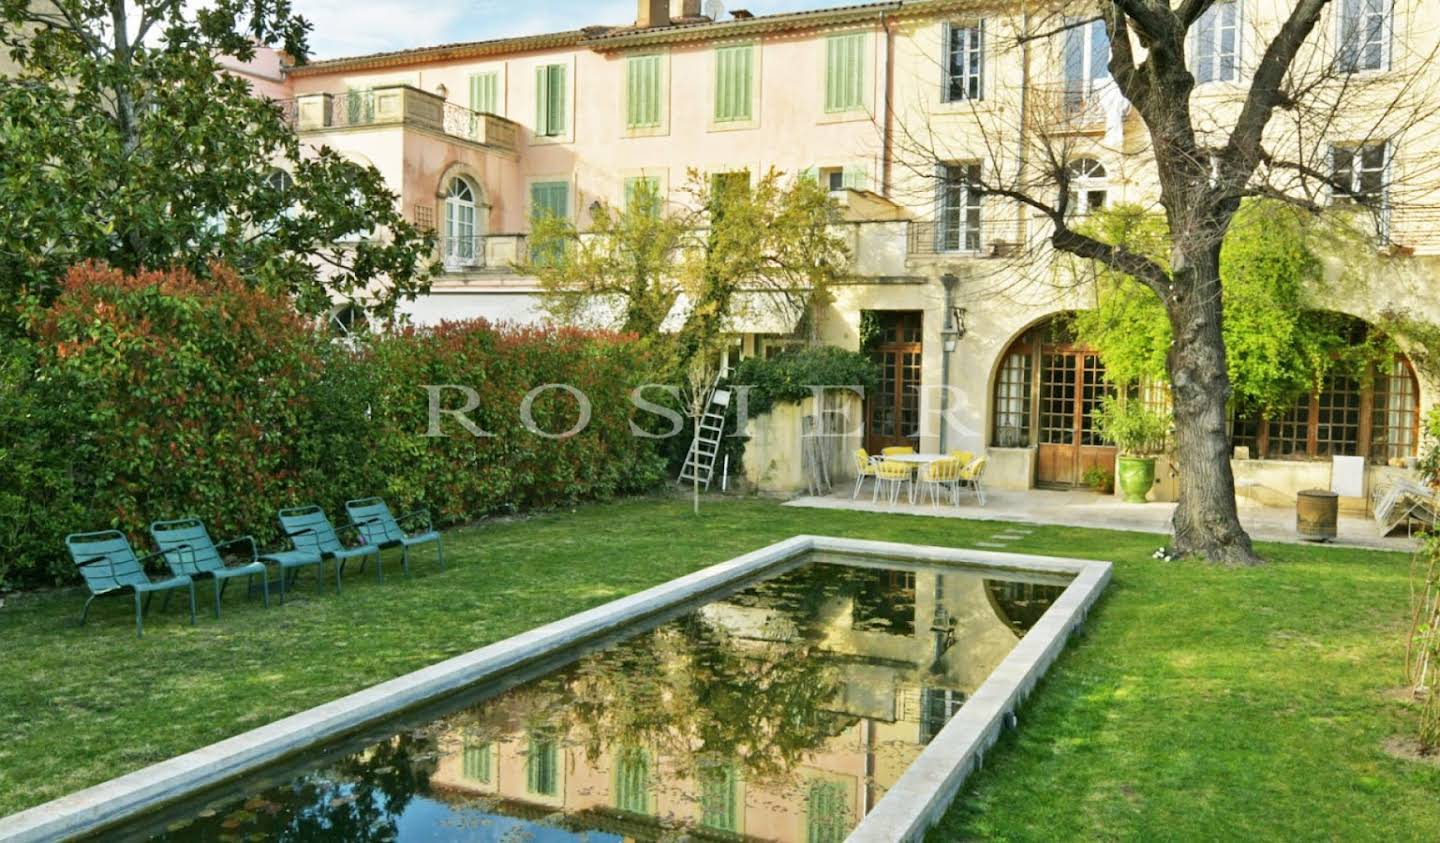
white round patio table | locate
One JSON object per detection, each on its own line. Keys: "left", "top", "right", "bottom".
{"left": 877, "top": 453, "right": 947, "bottom": 503}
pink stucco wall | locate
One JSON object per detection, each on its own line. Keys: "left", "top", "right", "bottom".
{"left": 285, "top": 22, "right": 891, "bottom": 235}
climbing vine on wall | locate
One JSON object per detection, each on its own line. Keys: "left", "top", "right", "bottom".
{"left": 1069, "top": 200, "right": 1404, "bottom": 414}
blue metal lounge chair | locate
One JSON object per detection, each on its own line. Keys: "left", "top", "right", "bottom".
{"left": 344, "top": 497, "right": 444, "bottom": 578}
{"left": 65, "top": 530, "right": 197, "bottom": 636}
{"left": 277, "top": 505, "right": 383, "bottom": 584}
{"left": 149, "top": 517, "right": 273, "bottom": 618}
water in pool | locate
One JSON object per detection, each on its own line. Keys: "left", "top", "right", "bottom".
{"left": 100, "top": 553, "right": 1067, "bottom": 842}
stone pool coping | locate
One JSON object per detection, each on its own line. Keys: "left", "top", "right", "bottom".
{"left": 0, "top": 535, "right": 1110, "bottom": 843}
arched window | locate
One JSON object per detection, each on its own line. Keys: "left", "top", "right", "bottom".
{"left": 329, "top": 303, "right": 368, "bottom": 338}
{"left": 265, "top": 169, "right": 297, "bottom": 223}
{"left": 1230, "top": 318, "right": 1421, "bottom": 464}
{"left": 1066, "top": 158, "right": 1107, "bottom": 215}
{"left": 444, "top": 176, "right": 479, "bottom": 266}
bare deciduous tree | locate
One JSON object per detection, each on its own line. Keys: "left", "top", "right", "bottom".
{"left": 893, "top": 1, "right": 1440, "bottom": 563}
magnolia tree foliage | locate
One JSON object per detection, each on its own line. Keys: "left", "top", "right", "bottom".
{"left": 525, "top": 169, "right": 851, "bottom": 369}
{"left": 0, "top": 0, "right": 436, "bottom": 323}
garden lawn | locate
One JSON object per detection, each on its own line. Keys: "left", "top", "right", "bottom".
{"left": 0, "top": 496, "right": 1435, "bottom": 840}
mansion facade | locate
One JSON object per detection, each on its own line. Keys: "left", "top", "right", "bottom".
{"left": 248, "top": 0, "right": 1440, "bottom": 501}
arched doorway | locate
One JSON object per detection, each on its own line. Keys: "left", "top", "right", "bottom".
{"left": 991, "top": 315, "right": 1116, "bottom": 487}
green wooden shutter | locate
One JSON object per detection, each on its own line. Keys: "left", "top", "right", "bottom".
{"left": 805, "top": 779, "right": 849, "bottom": 843}
{"left": 624, "top": 176, "right": 661, "bottom": 215}
{"left": 531, "top": 181, "right": 569, "bottom": 221}
{"left": 627, "top": 54, "right": 662, "bottom": 128}
{"left": 714, "top": 45, "right": 753, "bottom": 122}
{"left": 469, "top": 72, "right": 498, "bottom": 114}
{"left": 614, "top": 748, "right": 650, "bottom": 814}
{"left": 526, "top": 735, "right": 557, "bottom": 795}
{"left": 548, "top": 65, "right": 566, "bottom": 134}
{"left": 841, "top": 165, "right": 868, "bottom": 190}
{"left": 536, "top": 64, "right": 566, "bottom": 135}
{"left": 462, "top": 742, "right": 491, "bottom": 783}
{"left": 535, "top": 66, "right": 549, "bottom": 135}
{"left": 825, "top": 33, "right": 864, "bottom": 112}
{"left": 699, "top": 764, "right": 739, "bottom": 831}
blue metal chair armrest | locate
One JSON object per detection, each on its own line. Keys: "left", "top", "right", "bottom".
{"left": 215, "top": 534, "right": 259, "bottom": 563}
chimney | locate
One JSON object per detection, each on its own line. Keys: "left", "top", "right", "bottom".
{"left": 672, "top": 0, "right": 703, "bottom": 20}
{"left": 638, "top": 0, "right": 669, "bottom": 27}
{"left": 731, "top": 9, "right": 753, "bottom": 19}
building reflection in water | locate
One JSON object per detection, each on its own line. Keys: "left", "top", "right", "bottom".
{"left": 134, "top": 558, "right": 1066, "bottom": 842}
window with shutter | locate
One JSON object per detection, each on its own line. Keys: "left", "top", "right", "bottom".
{"left": 468, "top": 71, "right": 499, "bottom": 115}
{"left": 535, "top": 64, "right": 567, "bottom": 137}
{"left": 824, "top": 33, "right": 866, "bottom": 112}
{"left": 699, "top": 763, "right": 739, "bottom": 831}
{"left": 943, "top": 21, "right": 985, "bottom": 101}
{"left": 614, "top": 747, "right": 651, "bottom": 814}
{"left": 529, "top": 181, "right": 570, "bottom": 264}
{"left": 713, "top": 45, "right": 754, "bottom": 122}
{"left": 805, "top": 779, "right": 850, "bottom": 843}
{"left": 461, "top": 742, "right": 491, "bottom": 783}
{"left": 525, "top": 735, "right": 558, "bottom": 796}
{"left": 626, "top": 54, "right": 663, "bottom": 128}
{"left": 623, "top": 176, "right": 662, "bottom": 215}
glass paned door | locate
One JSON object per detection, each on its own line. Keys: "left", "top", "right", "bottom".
{"left": 865, "top": 311, "right": 924, "bottom": 454}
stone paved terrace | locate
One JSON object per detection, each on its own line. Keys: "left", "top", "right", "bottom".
{"left": 785, "top": 487, "right": 1422, "bottom": 554}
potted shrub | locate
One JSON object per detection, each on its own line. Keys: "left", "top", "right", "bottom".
{"left": 1093, "top": 395, "right": 1171, "bottom": 503}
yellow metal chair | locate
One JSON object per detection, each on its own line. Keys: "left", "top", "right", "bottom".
{"left": 874, "top": 460, "right": 913, "bottom": 507}
{"left": 959, "top": 456, "right": 989, "bottom": 506}
{"left": 881, "top": 446, "right": 916, "bottom": 456}
{"left": 919, "top": 457, "right": 963, "bottom": 507}
{"left": 851, "top": 448, "right": 881, "bottom": 500}
{"left": 949, "top": 450, "right": 974, "bottom": 467}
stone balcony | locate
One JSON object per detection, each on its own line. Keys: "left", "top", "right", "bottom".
{"left": 282, "top": 85, "right": 520, "bottom": 154}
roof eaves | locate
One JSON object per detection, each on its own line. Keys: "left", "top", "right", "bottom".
{"left": 287, "top": 30, "right": 590, "bottom": 77}
{"left": 581, "top": 2, "right": 903, "bottom": 51}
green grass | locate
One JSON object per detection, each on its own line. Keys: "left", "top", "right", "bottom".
{"left": 0, "top": 495, "right": 1436, "bottom": 840}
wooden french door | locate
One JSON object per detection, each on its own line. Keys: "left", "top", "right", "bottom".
{"left": 1036, "top": 345, "right": 1116, "bottom": 486}
{"left": 866, "top": 311, "right": 923, "bottom": 454}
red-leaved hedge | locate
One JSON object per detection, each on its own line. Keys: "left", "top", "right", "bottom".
{"left": 0, "top": 264, "right": 666, "bottom": 587}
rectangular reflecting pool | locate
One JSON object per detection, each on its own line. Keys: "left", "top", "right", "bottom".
{"left": 85, "top": 551, "right": 1072, "bottom": 842}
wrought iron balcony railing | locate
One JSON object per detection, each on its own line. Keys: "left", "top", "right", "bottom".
{"left": 441, "top": 234, "right": 486, "bottom": 270}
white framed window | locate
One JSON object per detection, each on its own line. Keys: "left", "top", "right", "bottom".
{"left": 1062, "top": 19, "right": 1110, "bottom": 112}
{"left": 1193, "top": 0, "right": 1240, "bottom": 83}
{"left": 1330, "top": 142, "right": 1387, "bottom": 203}
{"left": 1066, "top": 158, "right": 1108, "bottom": 215}
{"left": 942, "top": 21, "right": 985, "bottom": 102}
{"left": 444, "top": 177, "right": 480, "bottom": 267}
{"left": 1337, "top": 0, "right": 1391, "bottom": 73}
{"left": 936, "top": 163, "right": 983, "bottom": 252}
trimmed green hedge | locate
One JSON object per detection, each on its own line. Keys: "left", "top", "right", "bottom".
{"left": 0, "top": 264, "right": 666, "bottom": 587}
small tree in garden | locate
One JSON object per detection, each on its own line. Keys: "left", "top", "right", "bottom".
{"left": 0, "top": 0, "right": 436, "bottom": 327}
{"left": 526, "top": 168, "right": 850, "bottom": 369}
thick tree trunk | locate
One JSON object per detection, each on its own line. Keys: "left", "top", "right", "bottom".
{"left": 1165, "top": 245, "right": 1262, "bottom": 564}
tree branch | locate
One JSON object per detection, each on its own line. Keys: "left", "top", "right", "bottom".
{"left": 1223, "top": 0, "right": 1330, "bottom": 173}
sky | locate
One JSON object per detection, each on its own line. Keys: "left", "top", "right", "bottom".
{"left": 294, "top": 0, "right": 842, "bottom": 60}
